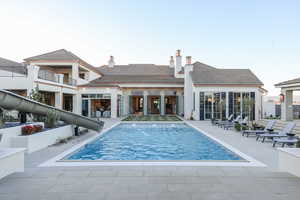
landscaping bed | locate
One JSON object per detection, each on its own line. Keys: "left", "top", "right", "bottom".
{"left": 122, "top": 115, "right": 182, "bottom": 121}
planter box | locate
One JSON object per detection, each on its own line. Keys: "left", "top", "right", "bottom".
{"left": 0, "top": 148, "right": 25, "bottom": 179}
{"left": 10, "top": 125, "right": 74, "bottom": 153}
{"left": 0, "top": 122, "right": 43, "bottom": 148}
{"left": 278, "top": 148, "right": 300, "bottom": 177}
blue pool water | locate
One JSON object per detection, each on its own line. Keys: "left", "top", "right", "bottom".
{"left": 66, "top": 123, "right": 243, "bottom": 161}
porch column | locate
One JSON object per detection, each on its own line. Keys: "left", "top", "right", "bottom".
{"left": 226, "top": 92, "right": 229, "bottom": 118}
{"left": 281, "top": 90, "right": 293, "bottom": 121}
{"left": 123, "top": 93, "right": 129, "bottom": 116}
{"left": 143, "top": 91, "right": 148, "bottom": 115}
{"left": 72, "top": 94, "right": 81, "bottom": 114}
{"left": 72, "top": 63, "right": 79, "bottom": 84}
{"left": 111, "top": 91, "right": 118, "bottom": 118}
{"left": 160, "top": 92, "right": 165, "bottom": 115}
{"left": 177, "top": 92, "right": 184, "bottom": 116}
{"left": 194, "top": 91, "right": 200, "bottom": 120}
{"left": 55, "top": 92, "right": 63, "bottom": 109}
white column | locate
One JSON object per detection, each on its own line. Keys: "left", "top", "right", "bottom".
{"left": 194, "top": 91, "right": 200, "bottom": 120}
{"left": 143, "top": 91, "right": 148, "bottom": 115}
{"left": 184, "top": 64, "right": 194, "bottom": 119}
{"left": 240, "top": 92, "right": 243, "bottom": 118}
{"left": 160, "top": 92, "right": 165, "bottom": 115}
{"left": 123, "top": 93, "right": 129, "bottom": 116}
{"left": 176, "top": 92, "right": 183, "bottom": 116}
{"left": 111, "top": 91, "right": 118, "bottom": 118}
{"left": 72, "top": 94, "right": 81, "bottom": 114}
{"left": 226, "top": 92, "right": 229, "bottom": 118}
{"left": 57, "top": 74, "right": 64, "bottom": 84}
{"left": 72, "top": 63, "right": 79, "bottom": 83}
{"left": 55, "top": 92, "right": 63, "bottom": 109}
{"left": 281, "top": 90, "right": 293, "bottom": 121}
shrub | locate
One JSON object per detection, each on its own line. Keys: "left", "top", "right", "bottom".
{"left": 234, "top": 123, "right": 241, "bottom": 131}
{"left": 22, "top": 125, "right": 35, "bottom": 135}
{"left": 21, "top": 124, "right": 44, "bottom": 135}
{"left": 44, "top": 110, "right": 60, "bottom": 128}
{"left": 33, "top": 124, "right": 43, "bottom": 132}
{"left": 296, "top": 141, "right": 300, "bottom": 148}
{"left": 0, "top": 108, "right": 6, "bottom": 128}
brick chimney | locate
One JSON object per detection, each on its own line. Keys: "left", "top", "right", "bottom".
{"left": 186, "top": 56, "right": 192, "bottom": 65}
{"left": 108, "top": 56, "right": 114, "bottom": 68}
{"left": 169, "top": 56, "right": 175, "bottom": 68}
{"left": 175, "top": 49, "right": 182, "bottom": 73}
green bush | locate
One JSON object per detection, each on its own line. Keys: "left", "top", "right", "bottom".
{"left": 234, "top": 123, "right": 248, "bottom": 131}
{"left": 296, "top": 141, "right": 300, "bottom": 148}
{"left": 0, "top": 108, "right": 6, "bottom": 128}
{"left": 234, "top": 123, "right": 241, "bottom": 131}
{"left": 44, "top": 110, "right": 60, "bottom": 128}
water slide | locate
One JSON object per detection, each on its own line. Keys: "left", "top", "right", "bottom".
{"left": 0, "top": 89, "right": 104, "bottom": 131}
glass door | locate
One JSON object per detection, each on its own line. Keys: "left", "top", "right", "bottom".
{"left": 204, "top": 94, "right": 213, "bottom": 119}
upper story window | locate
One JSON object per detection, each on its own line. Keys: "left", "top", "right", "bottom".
{"left": 79, "top": 73, "right": 85, "bottom": 79}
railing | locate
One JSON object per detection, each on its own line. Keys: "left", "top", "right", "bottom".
{"left": 38, "top": 70, "right": 59, "bottom": 83}
{"left": 0, "top": 69, "right": 27, "bottom": 78}
{"left": 64, "top": 77, "right": 77, "bottom": 86}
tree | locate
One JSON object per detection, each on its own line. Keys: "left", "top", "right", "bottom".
{"left": 28, "top": 86, "right": 44, "bottom": 103}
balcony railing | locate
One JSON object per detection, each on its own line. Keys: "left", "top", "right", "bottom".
{"left": 64, "top": 77, "right": 77, "bottom": 86}
{"left": 38, "top": 70, "right": 59, "bottom": 83}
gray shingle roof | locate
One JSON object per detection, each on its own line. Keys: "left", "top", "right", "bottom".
{"left": 191, "top": 62, "right": 263, "bottom": 85}
{"left": 0, "top": 57, "right": 27, "bottom": 75}
{"left": 24, "top": 49, "right": 101, "bottom": 75}
{"left": 275, "top": 77, "right": 300, "bottom": 87}
{"left": 82, "top": 64, "right": 183, "bottom": 86}
{"left": 24, "top": 49, "right": 80, "bottom": 61}
{"left": 97, "top": 64, "right": 174, "bottom": 76}
{"left": 81, "top": 75, "right": 184, "bottom": 86}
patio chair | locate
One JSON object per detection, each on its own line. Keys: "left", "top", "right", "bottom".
{"left": 223, "top": 115, "right": 241, "bottom": 130}
{"left": 256, "top": 122, "right": 296, "bottom": 143}
{"left": 217, "top": 114, "right": 234, "bottom": 127}
{"left": 242, "top": 120, "right": 276, "bottom": 137}
{"left": 273, "top": 136, "right": 299, "bottom": 147}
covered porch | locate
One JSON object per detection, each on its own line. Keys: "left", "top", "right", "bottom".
{"left": 275, "top": 78, "right": 300, "bottom": 121}
{"left": 124, "top": 88, "right": 184, "bottom": 116}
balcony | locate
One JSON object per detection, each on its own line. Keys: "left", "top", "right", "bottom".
{"left": 63, "top": 77, "right": 77, "bottom": 86}
{"left": 38, "top": 70, "right": 77, "bottom": 86}
{"left": 38, "top": 70, "right": 59, "bottom": 83}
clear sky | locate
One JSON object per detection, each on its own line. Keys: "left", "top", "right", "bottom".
{"left": 0, "top": 0, "right": 299, "bottom": 95}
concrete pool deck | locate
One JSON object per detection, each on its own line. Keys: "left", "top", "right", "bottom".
{"left": 0, "top": 119, "right": 300, "bottom": 200}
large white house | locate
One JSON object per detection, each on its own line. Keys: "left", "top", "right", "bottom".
{"left": 0, "top": 49, "right": 265, "bottom": 120}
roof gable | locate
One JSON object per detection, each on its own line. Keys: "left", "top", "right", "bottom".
{"left": 24, "top": 49, "right": 79, "bottom": 62}
{"left": 275, "top": 77, "right": 300, "bottom": 87}
{"left": 24, "top": 49, "right": 102, "bottom": 75}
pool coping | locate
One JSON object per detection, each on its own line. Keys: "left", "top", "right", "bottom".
{"left": 39, "top": 121, "right": 266, "bottom": 167}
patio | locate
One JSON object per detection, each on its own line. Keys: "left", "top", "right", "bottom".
{"left": 0, "top": 119, "right": 300, "bottom": 200}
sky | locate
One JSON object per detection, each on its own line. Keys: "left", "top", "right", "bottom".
{"left": 0, "top": 0, "right": 300, "bottom": 95}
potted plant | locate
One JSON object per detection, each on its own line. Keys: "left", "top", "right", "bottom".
{"left": 44, "top": 109, "right": 60, "bottom": 128}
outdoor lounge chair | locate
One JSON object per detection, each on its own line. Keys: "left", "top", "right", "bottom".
{"left": 217, "top": 114, "right": 234, "bottom": 127}
{"left": 273, "top": 136, "right": 299, "bottom": 147}
{"left": 256, "top": 122, "right": 296, "bottom": 143}
{"left": 242, "top": 120, "right": 276, "bottom": 137}
{"left": 223, "top": 115, "right": 241, "bottom": 130}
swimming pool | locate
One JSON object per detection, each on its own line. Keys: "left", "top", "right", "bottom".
{"left": 65, "top": 123, "right": 244, "bottom": 161}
